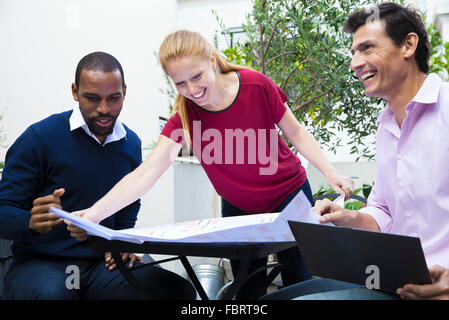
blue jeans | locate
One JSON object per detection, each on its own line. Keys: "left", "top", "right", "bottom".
{"left": 222, "top": 180, "right": 314, "bottom": 300}
{"left": 3, "top": 255, "right": 196, "bottom": 300}
{"left": 261, "top": 278, "right": 400, "bottom": 300}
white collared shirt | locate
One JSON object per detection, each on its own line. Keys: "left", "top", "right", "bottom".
{"left": 69, "top": 106, "right": 126, "bottom": 145}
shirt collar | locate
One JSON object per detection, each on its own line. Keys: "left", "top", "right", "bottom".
{"left": 412, "top": 73, "right": 442, "bottom": 104}
{"left": 377, "top": 73, "right": 443, "bottom": 125}
{"left": 69, "top": 107, "right": 126, "bottom": 145}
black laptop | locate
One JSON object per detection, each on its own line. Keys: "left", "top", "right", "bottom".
{"left": 288, "top": 220, "right": 432, "bottom": 293}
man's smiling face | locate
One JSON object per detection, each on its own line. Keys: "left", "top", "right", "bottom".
{"left": 350, "top": 20, "right": 406, "bottom": 100}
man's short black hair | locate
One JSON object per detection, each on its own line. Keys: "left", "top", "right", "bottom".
{"left": 344, "top": 2, "right": 430, "bottom": 73}
{"left": 75, "top": 51, "right": 125, "bottom": 88}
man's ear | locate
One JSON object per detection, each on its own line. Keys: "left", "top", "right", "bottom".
{"left": 122, "top": 83, "right": 127, "bottom": 100}
{"left": 403, "top": 32, "right": 419, "bottom": 60}
{"left": 71, "top": 83, "right": 79, "bottom": 101}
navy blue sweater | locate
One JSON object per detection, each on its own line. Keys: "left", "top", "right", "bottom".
{"left": 0, "top": 110, "right": 142, "bottom": 262}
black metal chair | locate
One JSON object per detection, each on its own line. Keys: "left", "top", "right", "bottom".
{"left": 313, "top": 193, "right": 367, "bottom": 205}
{"left": 0, "top": 239, "right": 12, "bottom": 299}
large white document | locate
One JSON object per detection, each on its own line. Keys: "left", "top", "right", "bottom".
{"left": 50, "top": 190, "right": 332, "bottom": 244}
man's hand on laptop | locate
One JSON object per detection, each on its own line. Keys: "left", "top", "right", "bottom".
{"left": 313, "top": 199, "right": 380, "bottom": 231}
{"left": 397, "top": 265, "right": 449, "bottom": 300}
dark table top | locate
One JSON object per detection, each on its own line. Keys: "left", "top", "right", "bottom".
{"left": 90, "top": 237, "right": 297, "bottom": 260}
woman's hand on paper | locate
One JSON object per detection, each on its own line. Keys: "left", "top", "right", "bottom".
{"left": 65, "top": 209, "right": 88, "bottom": 241}
{"left": 326, "top": 171, "right": 354, "bottom": 200}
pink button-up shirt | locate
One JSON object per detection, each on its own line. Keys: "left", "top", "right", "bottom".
{"left": 359, "top": 73, "right": 449, "bottom": 268}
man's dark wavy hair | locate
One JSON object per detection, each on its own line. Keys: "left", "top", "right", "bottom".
{"left": 75, "top": 51, "right": 125, "bottom": 88}
{"left": 344, "top": 2, "right": 430, "bottom": 73}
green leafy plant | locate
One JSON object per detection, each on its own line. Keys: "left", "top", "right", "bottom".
{"left": 428, "top": 23, "right": 449, "bottom": 80}
{"left": 216, "top": 0, "right": 449, "bottom": 161}
{"left": 313, "top": 182, "right": 373, "bottom": 210}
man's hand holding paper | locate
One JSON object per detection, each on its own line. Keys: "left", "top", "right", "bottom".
{"left": 314, "top": 197, "right": 380, "bottom": 231}
{"left": 29, "top": 188, "right": 65, "bottom": 234}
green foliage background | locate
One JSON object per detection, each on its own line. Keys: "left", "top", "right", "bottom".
{"left": 217, "top": 0, "right": 449, "bottom": 160}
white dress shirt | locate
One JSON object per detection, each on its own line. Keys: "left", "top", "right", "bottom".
{"left": 69, "top": 107, "right": 126, "bottom": 145}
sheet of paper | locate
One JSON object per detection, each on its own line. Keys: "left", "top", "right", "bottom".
{"left": 50, "top": 208, "right": 146, "bottom": 244}
{"left": 50, "top": 190, "right": 334, "bottom": 243}
{"left": 278, "top": 192, "right": 335, "bottom": 227}
{"left": 333, "top": 194, "right": 345, "bottom": 208}
{"left": 114, "top": 212, "right": 282, "bottom": 242}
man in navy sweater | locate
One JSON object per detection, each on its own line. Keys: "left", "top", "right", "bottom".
{"left": 0, "top": 52, "right": 195, "bottom": 300}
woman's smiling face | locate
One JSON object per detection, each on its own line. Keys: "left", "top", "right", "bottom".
{"left": 165, "top": 54, "right": 218, "bottom": 108}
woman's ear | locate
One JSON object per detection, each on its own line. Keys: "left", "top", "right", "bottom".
{"left": 210, "top": 52, "right": 218, "bottom": 71}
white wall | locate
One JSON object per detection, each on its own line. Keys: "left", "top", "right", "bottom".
{"left": 0, "top": 0, "right": 177, "bottom": 160}
{"left": 178, "top": 0, "right": 252, "bottom": 51}
{"left": 424, "top": 0, "right": 449, "bottom": 41}
{"left": 306, "top": 161, "right": 376, "bottom": 195}
{"left": 0, "top": 0, "right": 183, "bottom": 231}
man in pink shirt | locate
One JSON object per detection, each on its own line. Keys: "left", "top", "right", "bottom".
{"left": 263, "top": 2, "right": 449, "bottom": 300}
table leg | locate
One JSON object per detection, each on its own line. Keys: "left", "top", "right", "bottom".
{"left": 221, "top": 259, "right": 250, "bottom": 300}
{"left": 249, "top": 263, "right": 283, "bottom": 299}
{"left": 250, "top": 247, "right": 296, "bottom": 298}
{"left": 179, "top": 256, "right": 209, "bottom": 300}
{"left": 221, "top": 249, "right": 294, "bottom": 300}
{"left": 111, "top": 251, "right": 152, "bottom": 299}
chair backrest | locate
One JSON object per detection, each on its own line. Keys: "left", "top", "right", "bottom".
{"left": 0, "top": 239, "right": 12, "bottom": 258}
{"left": 313, "top": 193, "right": 367, "bottom": 204}
{"left": 0, "top": 239, "right": 12, "bottom": 299}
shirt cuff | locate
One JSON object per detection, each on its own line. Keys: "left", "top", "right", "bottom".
{"left": 359, "top": 205, "right": 392, "bottom": 232}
